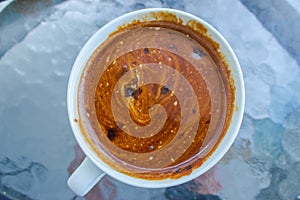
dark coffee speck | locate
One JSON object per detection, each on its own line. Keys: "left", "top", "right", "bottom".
{"left": 107, "top": 129, "right": 116, "bottom": 140}
{"left": 132, "top": 88, "right": 142, "bottom": 100}
{"left": 144, "top": 48, "right": 149, "bottom": 54}
{"left": 161, "top": 86, "right": 170, "bottom": 94}
{"left": 125, "top": 86, "right": 135, "bottom": 97}
{"left": 121, "top": 65, "right": 129, "bottom": 75}
{"left": 192, "top": 47, "right": 203, "bottom": 59}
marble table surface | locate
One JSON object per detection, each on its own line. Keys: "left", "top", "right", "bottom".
{"left": 0, "top": 0, "right": 299, "bottom": 199}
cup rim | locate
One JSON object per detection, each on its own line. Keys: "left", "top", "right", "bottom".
{"left": 67, "top": 8, "right": 245, "bottom": 188}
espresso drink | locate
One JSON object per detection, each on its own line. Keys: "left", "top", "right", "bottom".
{"left": 77, "top": 18, "right": 234, "bottom": 179}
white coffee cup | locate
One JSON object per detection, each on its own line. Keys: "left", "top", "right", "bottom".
{"left": 67, "top": 8, "right": 245, "bottom": 196}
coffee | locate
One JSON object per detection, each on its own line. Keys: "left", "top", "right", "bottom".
{"left": 77, "top": 16, "right": 234, "bottom": 179}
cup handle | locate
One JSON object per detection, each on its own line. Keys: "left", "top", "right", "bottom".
{"left": 67, "top": 157, "right": 105, "bottom": 196}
